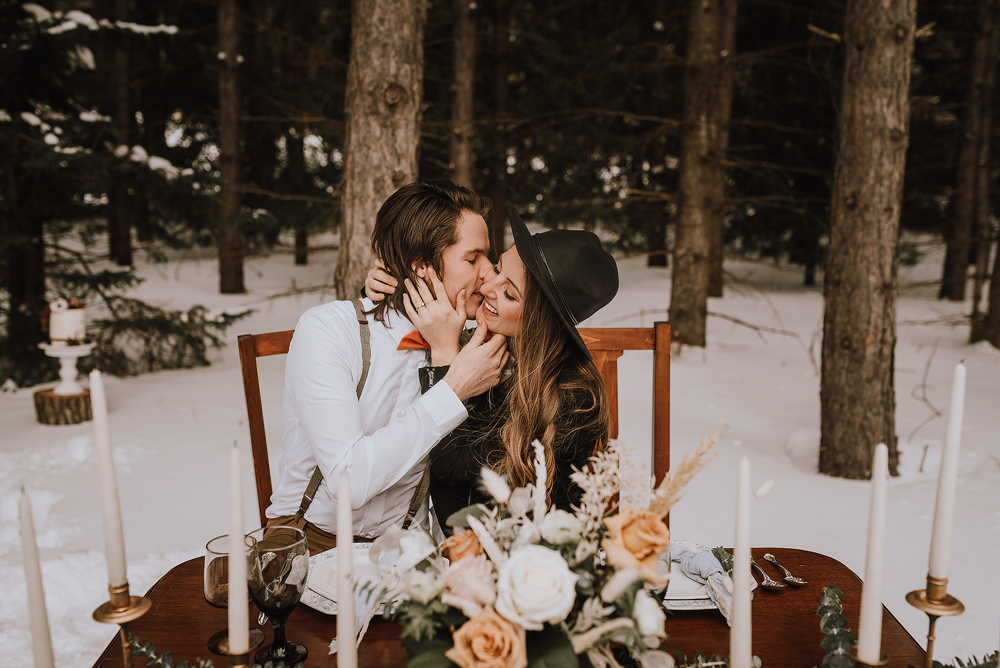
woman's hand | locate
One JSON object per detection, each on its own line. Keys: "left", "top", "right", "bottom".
{"left": 403, "top": 266, "right": 466, "bottom": 366}
{"left": 443, "top": 316, "right": 509, "bottom": 401}
{"left": 364, "top": 261, "right": 397, "bottom": 302}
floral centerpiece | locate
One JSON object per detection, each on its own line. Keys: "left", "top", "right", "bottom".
{"left": 367, "top": 432, "right": 720, "bottom": 668}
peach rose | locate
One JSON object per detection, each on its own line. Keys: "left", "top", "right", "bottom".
{"left": 442, "top": 528, "right": 484, "bottom": 563}
{"left": 445, "top": 606, "right": 527, "bottom": 668}
{"left": 602, "top": 508, "right": 670, "bottom": 575}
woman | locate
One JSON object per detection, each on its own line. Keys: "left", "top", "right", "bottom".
{"left": 370, "top": 204, "right": 619, "bottom": 532}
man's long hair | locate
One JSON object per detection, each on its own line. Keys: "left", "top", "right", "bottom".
{"left": 497, "top": 269, "right": 610, "bottom": 499}
{"left": 369, "top": 180, "right": 492, "bottom": 324}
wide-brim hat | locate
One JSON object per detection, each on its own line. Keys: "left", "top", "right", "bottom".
{"left": 507, "top": 203, "right": 619, "bottom": 359}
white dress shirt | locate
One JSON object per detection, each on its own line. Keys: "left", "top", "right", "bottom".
{"left": 266, "top": 298, "right": 468, "bottom": 537}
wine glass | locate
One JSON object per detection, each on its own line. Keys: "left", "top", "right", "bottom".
{"left": 246, "top": 526, "right": 310, "bottom": 665}
{"left": 204, "top": 533, "right": 258, "bottom": 654}
{"left": 204, "top": 534, "right": 234, "bottom": 607}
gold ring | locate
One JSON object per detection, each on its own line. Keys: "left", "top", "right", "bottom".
{"left": 418, "top": 301, "right": 426, "bottom": 308}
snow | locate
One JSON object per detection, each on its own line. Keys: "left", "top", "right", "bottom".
{"left": 2, "top": 236, "right": 998, "bottom": 666}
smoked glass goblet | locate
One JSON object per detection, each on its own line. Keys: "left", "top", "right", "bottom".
{"left": 246, "top": 526, "right": 310, "bottom": 665}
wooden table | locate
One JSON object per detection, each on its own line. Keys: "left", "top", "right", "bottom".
{"left": 93, "top": 548, "right": 925, "bottom": 667}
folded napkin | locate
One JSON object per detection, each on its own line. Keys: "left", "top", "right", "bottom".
{"left": 665, "top": 542, "right": 734, "bottom": 625}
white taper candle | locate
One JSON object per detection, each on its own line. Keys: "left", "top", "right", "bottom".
{"left": 228, "top": 445, "right": 249, "bottom": 654}
{"left": 857, "top": 443, "right": 889, "bottom": 663}
{"left": 337, "top": 470, "right": 357, "bottom": 668}
{"left": 928, "top": 362, "right": 966, "bottom": 580}
{"left": 20, "top": 488, "right": 55, "bottom": 668}
{"left": 730, "top": 456, "right": 752, "bottom": 668}
{"left": 89, "top": 369, "right": 128, "bottom": 588}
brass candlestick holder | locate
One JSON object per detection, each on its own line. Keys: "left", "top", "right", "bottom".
{"left": 218, "top": 632, "right": 265, "bottom": 668}
{"left": 92, "top": 582, "right": 152, "bottom": 667}
{"left": 848, "top": 645, "right": 890, "bottom": 666}
{"left": 906, "top": 574, "right": 965, "bottom": 668}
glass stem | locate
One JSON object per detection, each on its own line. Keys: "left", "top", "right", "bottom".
{"left": 271, "top": 617, "right": 288, "bottom": 652}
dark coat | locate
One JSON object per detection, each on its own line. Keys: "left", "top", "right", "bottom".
{"left": 425, "top": 374, "right": 603, "bottom": 533}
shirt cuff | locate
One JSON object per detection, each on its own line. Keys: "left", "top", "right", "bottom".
{"left": 418, "top": 379, "right": 467, "bottom": 433}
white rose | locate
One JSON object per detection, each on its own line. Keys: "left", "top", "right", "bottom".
{"left": 540, "top": 509, "right": 584, "bottom": 545}
{"left": 397, "top": 529, "right": 437, "bottom": 572}
{"left": 633, "top": 589, "right": 667, "bottom": 648}
{"left": 404, "top": 568, "right": 444, "bottom": 604}
{"left": 495, "top": 545, "right": 578, "bottom": 631}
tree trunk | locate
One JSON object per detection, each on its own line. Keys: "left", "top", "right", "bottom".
{"left": 971, "top": 0, "right": 1000, "bottom": 333}
{"left": 819, "top": 0, "right": 915, "bottom": 479}
{"left": 108, "top": 0, "right": 133, "bottom": 267}
{"left": 218, "top": 0, "right": 245, "bottom": 294}
{"left": 647, "top": 0, "right": 670, "bottom": 269}
{"left": 670, "top": 0, "right": 727, "bottom": 346}
{"left": 3, "top": 133, "right": 52, "bottom": 386}
{"left": 335, "top": 0, "right": 427, "bottom": 298}
{"left": 485, "top": 0, "right": 510, "bottom": 261}
{"left": 706, "top": 0, "right": 737, "bottom": 298}
{"left": 450, "top": 0, "right": 475, "bottom": 188}
{"left": 978, "top": 240, "right": 1000, "bottom": 348}
{"left": 286, "top": 126, "right": 309, "bottom": 266}
{"left": 939, "top": 0, "right": 995, "bottom": 302}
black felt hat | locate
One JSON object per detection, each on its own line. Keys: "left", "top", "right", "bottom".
{"left": 507, "top": 203, "right": 619, "bottom": 359}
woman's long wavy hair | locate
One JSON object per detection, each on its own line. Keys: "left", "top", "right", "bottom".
{"left": 497, "top": 268, "right": 610, "bottom": 499}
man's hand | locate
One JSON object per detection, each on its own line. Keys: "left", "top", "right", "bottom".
{"left": 365, "top": 261, "right": 396, "bottom": 302}
{"left": 443, "top": 316, "right": 509, "bottom": 401}
{"left": 404, "top": 266, "right": 466, "bottom": 366}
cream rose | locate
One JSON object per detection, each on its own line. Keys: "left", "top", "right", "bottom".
{"left": 403, "top": 568, "right": 444, "bottom": 604}
{"left": 540, "top": 509, "right": 584, "bottom": 545}
{"left": 633, "top": 589, "right": 667, "bottom": 648}
{"left": 443, "top": 554, "right": 497, "bottom": 618}
{"left": 602, "top": 508, "right": 670, "bottom": 572}
{"left": 442, "top": 528, "right": 484, "bottom": 563}
{"left": 446, "top": 606, "right": 527, "bottom": 668}
{"left": 495, "top": 545, "right": 579, "bottom": 631}
{"left": 397, "top": 529, "right": 437, "bottom": 572}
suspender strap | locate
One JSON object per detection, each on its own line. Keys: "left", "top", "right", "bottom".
{"left": 401, "top": 464, "right": 431, "bottom": 530}
{"left": 295, "top": 299, "right": 370, "bottom": 520}
{"left": 352, "top": 299, "right": 371, "bottom": 398}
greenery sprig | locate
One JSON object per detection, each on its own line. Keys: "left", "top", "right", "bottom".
{"left": 126, "top": 633, "right": 314, "bottom": 668}
{"left": 814, "top": 585, "right": 857, "bottom": 668}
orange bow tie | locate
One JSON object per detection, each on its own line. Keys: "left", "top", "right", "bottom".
{"left": 397, "top": 329, "right": 430, "bottom": 351}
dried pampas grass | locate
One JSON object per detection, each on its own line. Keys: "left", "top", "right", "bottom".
{"left": 647, "top": 426, "right": 725, "bottom": 518}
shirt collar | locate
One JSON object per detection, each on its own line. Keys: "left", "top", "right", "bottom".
{"left": 371, "top": 299, "right": 416, "bottom": 346}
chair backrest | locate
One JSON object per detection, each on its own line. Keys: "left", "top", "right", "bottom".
{"left": 238, "top": 323, "right": 670, "bottom": 528}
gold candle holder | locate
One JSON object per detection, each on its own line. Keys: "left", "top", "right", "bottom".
{"left": 92, "top": 582, "right": 152, "bottom": 667}
{"left": 906, "top": 574, "right": 965, "bottom": 668}
{"left": 848, "top": 645, "right": 890, "bottom": 666}
{"left": 218, "top": 632, "right": 265, "bottom": 668}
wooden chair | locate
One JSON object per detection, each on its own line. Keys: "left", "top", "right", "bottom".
{"left": 238, "top": 323, "right": 670, "bottom": 528}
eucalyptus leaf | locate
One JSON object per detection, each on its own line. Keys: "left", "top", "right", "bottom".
{"left": 407, "top": 646, "right": 458, "bottom": 668}
{"left": 525, "top": 625, "right": 578, "bottom": 668}
{"left": 445, "top": 504, "right": 489, "bottom": 529}
{"left": 817, "top": 604, "right": 842, "bottom": 619}
{"left": 819, "top": 585, "right": 844, "bottom": 607}
{"left": 821, "top": 651, "right": 856, "bottom": 668}
{"left": 820, "top": 630, "right": 854, "bottom": 652}
{"left": 819, "top": 612, "right": 848, "bottom": 634}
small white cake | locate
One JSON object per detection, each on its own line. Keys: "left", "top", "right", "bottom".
{"left": 49, "top": 299, "right": 87, "bottom": 345}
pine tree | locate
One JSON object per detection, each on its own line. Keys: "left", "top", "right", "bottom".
{"left": 819, "top": 0, "right": 916, "bottom": 479}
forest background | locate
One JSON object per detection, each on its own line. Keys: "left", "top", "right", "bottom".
{"left": 2, "top": 2, "right": 999, "bottom": 491}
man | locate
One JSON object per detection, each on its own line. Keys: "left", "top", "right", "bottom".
{"left": 265, "top": 181, "right": 506, "bottom": 549}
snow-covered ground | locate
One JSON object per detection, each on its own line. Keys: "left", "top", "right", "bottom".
{"left": 2, "top": 235, "right": 998, "bottom": 667}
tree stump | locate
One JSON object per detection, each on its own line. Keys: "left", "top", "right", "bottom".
{"left": 34, "top": 388, "right": 92, "bottom": 425}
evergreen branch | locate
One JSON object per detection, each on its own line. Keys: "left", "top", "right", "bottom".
{"left": 224, "top": 184, "right": 338, "bottom": 205}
